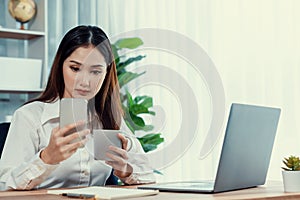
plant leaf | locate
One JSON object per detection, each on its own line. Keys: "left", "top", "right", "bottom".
{"left": 134, "top": 96, "right": 153, "bottom": 108}
{"left": 124, "top": 120, "right": 135, "bottom": 134}
{"left": 117, "top": 55, "right": 146, "bottom": 73}
{"left": 153, "top": 169, "right": 163, "bottom": 175}
{"left": 138, "top": 133, "right": 164, "bottom": 145}
{"left": 115, "top": 37, "right": 143, "bottom": 49}
{"left": 130, "top": 104, "right": 150, "bottom": 115}
{"left": 111, "top": 44, "right": 120, "bottom": 64}
{"left": 141, "top": 144, "right": 157, "bottom": 152}
{"left": 282, "top": 155, "right": 300, "bottom": 170}
{"left": 134, "top": 95, "right": 148, "bottom": 103}
{"left": 118, "top": 71, "right": 145, "bottom": 88}
{"left": 148, "top": 111, "right": 156, "bottom": 115}
{"left": 129, "top": 114, "right": 145, "bottom": 128}
{"left": 126, "top": 116, "right": 154, "bottom": 131}
{"left": 138, "top": 133, "right": 164, "bottom": 152}
{"left": 140, "top": 125, "right": 154, "bottom": 131}
{"left": 125, "top": 90, "right": 134, "bottom": 107}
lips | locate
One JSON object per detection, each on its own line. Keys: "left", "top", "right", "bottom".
{"left": 75, "top": 89, "right": 90, "bottom": 96}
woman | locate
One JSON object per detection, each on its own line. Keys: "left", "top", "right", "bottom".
{"left": 0, "top": 25, "right": 155, "bottom": 190}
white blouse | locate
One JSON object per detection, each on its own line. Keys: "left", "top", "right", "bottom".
{"left": 0, "top": 100, "right": 155, "bottom": 190}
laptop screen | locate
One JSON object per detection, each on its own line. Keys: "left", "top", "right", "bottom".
{"left": 213, "top": 103, "right": 281, "bottom": 192}
{"left": 138, "top": 103, "right": 281, "bottom": 193}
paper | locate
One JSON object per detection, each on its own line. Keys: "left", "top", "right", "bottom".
{"left": 47, "top": 186, "right": 159, "bottom": 200}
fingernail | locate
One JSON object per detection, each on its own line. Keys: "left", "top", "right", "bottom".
{"left": 78, "top": 120, "right": 86, "bottom": 124}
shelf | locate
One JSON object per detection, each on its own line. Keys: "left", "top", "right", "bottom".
{"left": 0, "top": 0, "right": 47, "bottom": 122}
{"left": 0, "top": 27, "right": 45, "bottom": 40}
{"left": 0, "top": 88, "right": 43, "bottom": 93}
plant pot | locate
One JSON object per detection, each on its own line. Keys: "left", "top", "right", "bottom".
{"left": 282, "top": 170, "right": 300, "bottom": 192}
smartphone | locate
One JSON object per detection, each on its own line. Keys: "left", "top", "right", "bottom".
{"left": 60, "top": 98, "right": 88, "bottom": 143}
{"left": 92, "top": 129, "right": 123, "bottom": 160}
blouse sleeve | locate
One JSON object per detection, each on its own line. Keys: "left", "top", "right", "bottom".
{"left": 0, "top": 109, "right": 58, "bottom": 190}
{"left": 118, "top": 121, "right": 156, "bottom": 185}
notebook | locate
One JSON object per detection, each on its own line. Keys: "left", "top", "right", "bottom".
{"left": 138, "top": 103, "right": 281, "bottom": 193}
{"left": 47, "top": 186, "right": 159, "bottom": 199}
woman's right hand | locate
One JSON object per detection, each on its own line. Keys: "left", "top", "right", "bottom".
{"left": 40, "top": 121, "right": 90, "bottom": 165}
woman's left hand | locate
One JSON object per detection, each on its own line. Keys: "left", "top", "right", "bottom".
{"left": 105, "top": 133, "right": 133, "bottom": 178}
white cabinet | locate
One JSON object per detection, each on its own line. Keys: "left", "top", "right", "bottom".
{"left": 0, "top": 0, "right": 48, "bottom": 122}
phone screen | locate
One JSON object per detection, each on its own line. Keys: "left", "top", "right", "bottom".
{"left": 92, "top": 129, "right": 123, "bottom": 160}
{"left": 59, "top": 98, "right": 88, "bottom": 139}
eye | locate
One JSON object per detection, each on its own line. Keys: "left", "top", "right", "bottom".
{"left": 70, "top": 66, "right": 80, "bottom": 72}
{"left": 91, "top": 70, "right": 104, "bottom": 75}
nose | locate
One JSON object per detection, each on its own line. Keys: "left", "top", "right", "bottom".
{"left": 78, "top": 71, "right": 90, "bottom": 87}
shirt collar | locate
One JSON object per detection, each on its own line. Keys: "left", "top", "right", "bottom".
{"left": 41, "top": 99, "right": 60, "bottom": 125}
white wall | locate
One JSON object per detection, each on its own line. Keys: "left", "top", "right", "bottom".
{"left": 49, "top": 0, "right": 300, "bottom": 182}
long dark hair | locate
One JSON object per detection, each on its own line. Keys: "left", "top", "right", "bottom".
{"left": 29, "top": 25, "right": 122, "bottom": 129}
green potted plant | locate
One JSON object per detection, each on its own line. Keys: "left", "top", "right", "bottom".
{"left": 111, "top": 37, "right": 164, "bottom": 153}
{"left": 282, "top": 155, "right": 300, "bottom": 192}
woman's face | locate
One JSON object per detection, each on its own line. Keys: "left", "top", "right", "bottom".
{"left": 62, "top": 46, "right": 107, "bottom": 100}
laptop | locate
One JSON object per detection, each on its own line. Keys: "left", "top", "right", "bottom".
{"left": 138, "top": 103, "right": 281, "bottom": 193}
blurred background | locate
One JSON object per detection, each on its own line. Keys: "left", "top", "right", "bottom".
{"left": 1, "top": 0, "right": 300, "bottom": 183}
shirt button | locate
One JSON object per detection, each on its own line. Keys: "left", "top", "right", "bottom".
{"left": 82, "top": 170, "right": 89, "bottom": 176}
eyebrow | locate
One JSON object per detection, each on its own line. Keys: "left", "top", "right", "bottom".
{"left": 69, "top": 60, "right": 105, "bottom": 68}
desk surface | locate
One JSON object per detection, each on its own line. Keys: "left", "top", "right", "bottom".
{"left": 0, "top": 181, "right": 299, "bottom": 200}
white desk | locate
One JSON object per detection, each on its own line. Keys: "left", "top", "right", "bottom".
{"left": 0, "top": 181, "right": 298, "bottom": 200}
